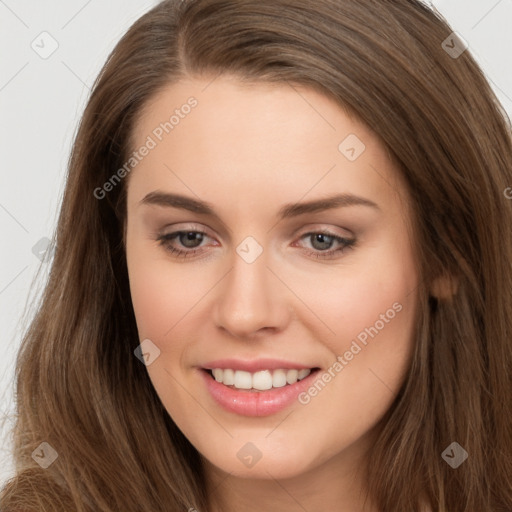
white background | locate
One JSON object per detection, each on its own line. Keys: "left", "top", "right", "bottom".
{"left": 1, "top": 0, "right": 511, "bottom": 487}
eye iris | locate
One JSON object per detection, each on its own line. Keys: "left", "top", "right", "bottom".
{"left": 311, "top": 233, "right": 333, "bottom": 251}
{"left": 179, "top": 232, "right": 203, "bottom": 248}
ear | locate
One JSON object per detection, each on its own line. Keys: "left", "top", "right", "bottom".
{"left": 430, "top": 273, "right": 458, "bottom": 300}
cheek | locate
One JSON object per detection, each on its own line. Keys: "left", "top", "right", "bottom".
{"left": 127, "top": 260, "right": 172, "bottom": 341}
{"left": 126, "top": 233, "right": 196, "bottom": 353}
{"left": 126, "top": 242, "right": 203, "bottom": 423}
{"left": 330, "top": 268, "right": 416, "bottom": 357}
{"left": 282, "top": 230, "right": 419, "bottom": 406}
{"left": 339, "top": 234, "right": 418, "bottom": 362}
{"left": 277, "top": 267, "right": 417, "bottom": 462}
{"left": 283, "top": 244, "right": 417, "bottom": 354}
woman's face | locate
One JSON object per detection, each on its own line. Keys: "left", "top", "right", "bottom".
{"left": 125, "top": 76, "right": 419, "bottom": 481}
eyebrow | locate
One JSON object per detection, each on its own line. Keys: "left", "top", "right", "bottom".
{"left": 139, "top": 191, "right": 380, "bottom": 219}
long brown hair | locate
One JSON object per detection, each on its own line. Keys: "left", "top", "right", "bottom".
{"left": 2, "top": 0, "right": 511, "bottom": 510}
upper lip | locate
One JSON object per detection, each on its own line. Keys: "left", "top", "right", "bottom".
{"left": 201, "top": 358, "right": 318, "bottom": 373}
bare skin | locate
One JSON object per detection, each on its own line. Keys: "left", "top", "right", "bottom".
{"left": 125, "top": 75, "right": 422, "bottom": 511}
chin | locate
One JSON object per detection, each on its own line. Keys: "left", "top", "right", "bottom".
{"left": 201, "top": 443, "right": 322, "bottom": 481}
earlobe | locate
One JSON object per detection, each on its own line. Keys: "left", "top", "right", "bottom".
{"left": 430, "top": 273, "right": 458, "bottom": 299}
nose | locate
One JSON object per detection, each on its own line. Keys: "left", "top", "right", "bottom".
{"left": 212, "top": 247, "right": 290, "bottom": 340}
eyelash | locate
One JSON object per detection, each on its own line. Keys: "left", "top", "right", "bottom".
{"left": 155, "top": 228, "right": 356, "bottom": 260}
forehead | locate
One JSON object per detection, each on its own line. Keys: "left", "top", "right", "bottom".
{"left": 127, "top": 76, "right": 409, "bottom": 221}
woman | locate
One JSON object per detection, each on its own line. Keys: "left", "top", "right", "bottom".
{"left": 1, "top": 0, "right": 511, "bottom": 510}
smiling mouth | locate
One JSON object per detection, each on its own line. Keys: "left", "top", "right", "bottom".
{"left": 204, "top": 367, "right": 321, "bottom": 392}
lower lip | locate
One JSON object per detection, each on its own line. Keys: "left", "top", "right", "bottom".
{"left": 200, "top": 369, "right": 320, "bottom": 417}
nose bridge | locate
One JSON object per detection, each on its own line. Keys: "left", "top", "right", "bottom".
{"left": 213, "top": 241, "right": 288, "bottom": 337}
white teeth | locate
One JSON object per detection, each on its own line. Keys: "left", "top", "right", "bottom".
{"left": 272, "top": 369, "right": 287, "bottom": 388}
{"left": 286, "top": 369, "right": 298, "bottom": 384}
{"left": 223, "top": 368, "right": 235, "bottom": 385}
{"left": 234, "top": 370, "right": 252, "bottom": 389}
{"left": 252, "top": 370, "right": 273, "bottom": 391}
{"left": 298, "top": 369, "right": 311, "bottom": 380}
{"left": 209, "top": 368, "right": 314, "bottom": 390}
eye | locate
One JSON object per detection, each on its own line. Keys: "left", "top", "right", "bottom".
{"left": 295, "top": 231, "right": 356, "bottom": 259}
{"left": 156, "top": 229, "right": 214, "bottom": 258}
{"left": 155, "top": 227, "right": 356, "bottom": 260}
